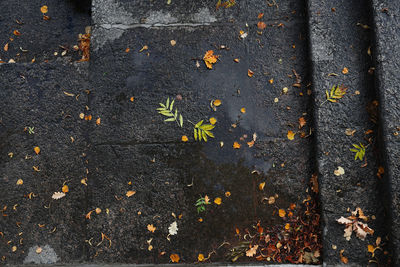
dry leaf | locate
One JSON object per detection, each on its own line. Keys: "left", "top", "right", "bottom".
{"left": 214, "top": 197, "right": 222, "bottom": 205}
{"left": 34, "top": 146, "right": 40, "bottom": 155}
{"left": 170, "top": 40, "right": 176, "bottom": 46}
{"left": 125, "top": 48, "right": 130, "bottom": 53}
{"left": 33, "top": 166, "right": 40, "bottom": 172}
{"left": 95, "top": 208, "right": 101, "bottom": 214}
{"left": 259, "top": 182, "right": 265, "bottom": 190}
{"left": 147, "top": 224, "right": 156, "bottom": 233}
{"left": 209, "top": 117, "right": 217, "bottom": 125}
{"left": 79, "top": 113, "right": 85, "bottom": 119}
{"left": 246, "top": 244, "right": 258, "bottom": 257}
{"left": 139, "top": 45, "right": 148, "bottom": 52}
{"left": 225, "top": 191, "right": 231, "bottom": 197}
{"left": 36, "top": 247, "right": 43, "bottom": 254}
{"left": 234, "top": 58, "right": 239, "bottom": 63}
{"left": 287, "top": 130, "right": 295, "bottom": 140}
{"left": 269, "top": 78, "right": 274, "bottom": 84}
{"left": 62, "top": 185, "right": 69, "bottom": 193}
{"left": 340, "top": 250, "right": 348, "bottom": 264}
{"left": 130, "top": 96, "right": 134, "bottom": 102}
{"left": 240, "top": 107, "right": 246, "bottom": 113}
{"left": 170, "top": 253, "right": 180, "bottom": 263}
{"left": 12, "top": 246, "right": 17, "bottom": 252}
{"left": 52, "top": 192, "right": 66, "bottom": 200}
{"left": 247, "top": 69, "right": 254, "bottom": 77}
{"left": 258, "top": 13, "right": 264, "bottom": 19}
{"left": 368, "top": 244, "right": 374, "bottom": 253}
{"left": 204, "top": 195, "right": 210, "bottom": 204}
{"left": 233, "top": 142, "right": 241, "bottom": 149}
{"left": 4, "top": 43, "right": 9, "bottom": 51}
{"left": 13, "top": 30, "right": 21, "bottom": 36}
{"left": 198, "top": 253, "right": 205, "bottom": 262}
{"left": 257, "top": 21, "right": 267, "bottom": 30}
{"left": 278, "top": 209, "right": 286, "bottom": 217}
{"left": 168, "top": 221, "right": 178, "bottom": 235}
{"left": 345, "top": 128, "right": 356, "bottom": 136}
{"left": 40, "top": 5, "right": 48, "bottom": 13}
{"left": 63, "top": 91, "right": 75, "bottom": 97}
{"left": 16, "top": 179, "right": 23, "bottom": 185}
{"left": 203, "top": 50, "right": 219, "bottom": 69}
{"left": 247, "top": 140, "right": 255, "bottom": 147}
{"left": 268, "top": 196, "right": 275, "bottom": 204}
{"left": 342, "top": 67, "right": 349, "bottom": 74}
{"left": 213, "top": 99, "right": 222, "bottom": 107}
{"left": 334, "top": 166, "right": 345, "bottom": 176}
{"left": 96, "top": 118, "right": 101, "bottom": 125}
{"left": 298, "top": 117, "right": 306, "bottom": 128}
{"left": 86, "top": 210, "right": 94, "bottom": 219}
{"left": 126, "top": 191, "right": 136, "bottom": 197}
{"left": 181, "top": 135, "right": 188, "bottom": 142}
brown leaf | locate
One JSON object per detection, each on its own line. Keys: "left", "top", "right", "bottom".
{"left": 4, "top": 43, "right": 9, "bottom": 52}
{"left": 147, "top": 224, "right": 156, "bottom": 233}
{"left": 298, "top": 117, "right": 306, "bottom": 128}
{"left": 203, "top": 50, "right": 219, "bottom": 69}
{"left": 310, "top": 173, "right": 319, "bottom": 193}
{"left": 257, "top": 21, "right": 267, "bottom": 30}
{"left": 247, "top": 69, "right": 254, "bottom": 77}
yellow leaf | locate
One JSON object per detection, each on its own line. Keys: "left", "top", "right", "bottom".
{"left": 240, "top": 107, "right": 246, "bottom": 113}
{"left": 209, "top": 117, "right": 217, "bottom": 125}
{"left": 225, "top": 191, "right": 231, "bottom": 197}
{"left": 147, "top": 224, "right": 156, "bottom": 233}
{"left": 34, "top": 146, "right": 40, "bottom": 155}
{"left": 203, "top": 50, "right": 219, "bottom": 69}
{"left": 214, "top": 197, "right": 222, "bottom": 205}
{"left": 170, "top": 253, "right": 180, "bottom": 263}
{"left": 198, "top": 253, "right": 205, "bottom": 262}
{"left": 269, "top": 78, "right": 274, "bottom": 84}
{"left": 278, "top": 209, "right": 286, "bottom": 217}
{"left": 62, "top": 185, "right": 69, "bottom": 193}
{"left": 368, "top": 244, "right": 374, "bottom": 253}
{"left": 259, "top": 182, "right": 265, "bottom": 190}
{"left": 181, "top": 135, "right": 188, "bottom": 142}
{"left": 342, "top": 67, "right": 349, "bottom": 74}
{"left": 213, "top": 99, "right": 222, "bottom": 107}
{"left": 287, "top": 130, "right": 295, "bottom": 140}
{"left": 16, "top": 179, "right": 23, "bottom": 185}
{"left": 233, "top": 142, "right": 241, "bottom": 149}
{"left": 126, "top": 191, "right": 136, "bottom": 197}
{"left": 81, "top": 178, "right": 88, "bottom": 186}
{"left": 40, "top": 5, "right": 48, "bottom": 13}
{"left": 285, "top": 223, "right": 290, "bottom": 230}
{"left": 95, "top": 208, "right": 101, "bottom": 214}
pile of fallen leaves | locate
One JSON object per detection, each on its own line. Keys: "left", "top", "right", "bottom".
{"left": 228, "top": 197, "right": 322, "bottom": 264}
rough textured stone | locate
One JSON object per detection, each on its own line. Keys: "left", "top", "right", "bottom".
{"left": 307, "top": 0, "right": 390, "bottom": 265}
{"left": 0, "top": 61, "right": 90, "bottom": 264}
{"left": 371, "top": 0, "right": 400, "bottom": 264}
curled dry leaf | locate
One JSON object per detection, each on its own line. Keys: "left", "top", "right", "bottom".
{"left": 52, "top": 192, "right": 66, "bottom": 200}
{"left": 170, "top": 253, "right": 180, "bottom": 263}
{"left": 203, "top": 50, "right": 219, "bottom": 69}
{"left": 259, "top": 182, "right": 265, "bottom": 190}
{"left": 337, "top": 207, "right": 374, "bottom": 241}
{"left": 247, "top": 69, "right": 254, "bottom": 77}
{"left": 233, "top": 142, "right": 241, "bottom": 149}
{"left": 62, "top": 185, "right": 69, "bottom": 193}
{"left": 246, "top": 244, "right": 258, "bottom": 257}
{"left": 147, "top": 224, "right": 156, "bottom": 233}
{"left": 334, "top": 166, "right": 345, "bottom": 176}
{"left": 34, "top": 146, "right": 40, "bottom": 154}
{"left": 4, "top": 43, "right": 9, "bottom": 51}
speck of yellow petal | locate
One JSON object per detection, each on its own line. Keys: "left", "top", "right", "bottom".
{"left": 285, "top": 223, "right": 290, "bottom": 230}
{"left": 287, "top": 130, "right": 295, "bottom": 140}
{"left": 259, "top": 182, "right": 265, "bottom": 190}
{"left": 126, "top": 191, "right": 136, "bottom": 197}
{"left": 198, "top": 253, "right": 205, "bottom": 262}
{"left": 81, "top": 178, "right": 87, "bottom": 186}
{"left": 170, "top": 40, "right": 176, "bottom": 46}
{"left": 213, "top": 99, "right": 222, "bottom": 107}
{"left": 269, "top": 78, "right": 274, "bottom": 84}
{"left": 240, "top": 107, "right": 246, "bottom": 113}
{"left": 342, "top": 67, "right": 349, "bottom": 74}
{"left": 40, "top": 5, "right": 48, "bottom": 14}
{"left": 95, "top": 207, "right": 101, "bottom": 214}
{"left": 225, "top": 191, "right": 231, "bottom": 197}
{"left": 79, "top": 113, "right": 85, "bottom": 119}
{"left": 278, "top": 209, "right": 286, "bottom": 217}
{"left": 170, "top": 253, "right": 180, "bottom": 263}
{"left": 96, "top": 118, "right": 101, "bottom": 125}
{"left": 12, "top": 246, "right": 17, "bottom": 252}
{"left": 181, "top": 135, "right": 188, "bottom": 142}
{"left": 233, "top": 142, "right": 241, "bottom": 149}
{"left": 209, "top": 117, "right": 217, "bottom": 125}
{"left": 214, "top": 197, "right": 222, "bottom": 205}
{"left": 130, "top": 97, "right": 134, "bottom": 102}
{"left": 34, "top": 146, "right": 40, "bottom": 155}
{"left": 234, "top": 58, "right": 240, "bottom": 63}
{"left": 125, "top": 48, "right": 130, "bottom": 53}
{"left": 62, "top": 185, "right": 69, "bottom": 193}
{"left": 16, "top": 179, "right": 23, "bottom": 185}
{"left": 368, "top": 245, "right": 374, "bottom": 253}
{"left": 198, "top": 218, "right": 203, "bottom": 222}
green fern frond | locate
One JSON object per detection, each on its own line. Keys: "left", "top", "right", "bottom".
{"left": 157, "top": 98, "right": 183, "bottom": 127}
{"left": 193, "top": 120, "right": 215, "bottom": 142}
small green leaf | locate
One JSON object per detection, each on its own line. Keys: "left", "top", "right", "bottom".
{"left": 195, "top": 120, "right": 204, "bottom": 128}
{"left": 170, "top": 99, "right": 175, "bottom": 111}
{"left": 165, "top": 118, "right": 175, "bottom": 122}
{"left": 198, "top": 129, "right": 202, "bottom": 141}
{"left": 179, "top": 114, "right": 183, "bottom": 127}
{"left": 202, "top": 131, "right": 207, "bottom": 142}
{"left": 194, "top": 128, "right": 197, "bottom": 140}
{"left": 166, "top": 98, "right": 170, "bottom": 109}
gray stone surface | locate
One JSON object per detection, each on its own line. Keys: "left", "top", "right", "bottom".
{"left": 371, "top": 0, "right": 400, "bottom": 264}
{"left": 307, "top": 0, "right": 389, "bottom": 265}
{"left": 0, "top": 61, "right": 90, "bottom": 264}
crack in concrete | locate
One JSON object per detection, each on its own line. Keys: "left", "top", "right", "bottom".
{"left": 98, "top": 22, "right": 214, "bottom": 29}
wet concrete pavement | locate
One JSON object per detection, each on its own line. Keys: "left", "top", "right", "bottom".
{"left": 1, "top": 0, "right": 399, "bottom": 266}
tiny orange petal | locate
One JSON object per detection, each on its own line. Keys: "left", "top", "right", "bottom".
{"left": 214, "top": 197, "right": 222, "bottom": 205}
{"left": 233, "top": 142, "right": 241, "bottom": 149}
{"left": 213, "top": 99, "right": 222, "bottom": 107}
{"left": 278, "top": 209, "right": 286, "bottom": 217}
{"left": 34, "top": 146, "right": 40, "bottom": 155}
{"left": 181, "top": 135, "right": 188, "bottom": 142}
{"left": 62, "top": 185, "right": 69, "bottom": 193}
{"left": 240, "top": 107, "right": 246, "bottom": 113}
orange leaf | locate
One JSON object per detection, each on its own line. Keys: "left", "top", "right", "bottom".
{"left": 240, "top": 107, "right": 246, "bottom": 113}
{"left": 247, "top": 140, "right": 255, "bottom": 147}
{"left": 147, "top": 224, "right": 156, "bottom": 233}
{"left": 13, "top": 30, "right": 21, "bottom": 36}
{"left": 259, "top": 182, "right": 265, "bottom": 190}
{"left": 368, "top": 244, "right": 374, "bottom": 253}
{"left": 96, "top": 118, "right": 101, "bottom": 125}
{"left": 170, "top": 253, "right": 180, "bottom": 263}
{"left": 246, "top": 245, "right": 258, "bottom": 257}
{"left": 125, "top": 48, "right": 130, "bottom": 53}
{"left": 130, "top": 97, "right": 135, "bottom": 102}
{"left": 298, "top": 117, "right": 306, "bottom": 128}
{"left": 86, "top": 210, "right": 94, "bottom": 219}
{"left": 248, "top": 69, "right": 254, "bottom": 77}
{"left": 213, "top": 99, "right": 222, "bottom": 106}
{"left": 233, "top": 142, "right": 241, "bottom": 149}
{"left": 198, "top": 253, "right": 205, "bottom": 262}
{"left": 225, "top": 191, "right": 231, "bottom": 197}
{"left": 181, "top": 135, "right": 188, "bottom": 142}
{"left": 62, "top": 185, "right": 69, "bottom": 193}
{"left": 16, "top": 179, "right": 23, "bottom": 185}
{"left": 40, "top": 5, "right": 48, "bottom": 14}
{"left": 214, "top": 197, "right": 222, "bottom": 205}
{"left": 342, "top": 67, "right": 349, "bottom": 74}
{"left": 278, "top": 209, "right": 286, "bottom": 217}
{"left": 4, "top": 43, "right": 9, "bottom": 51}
{"left": 285, "top": 223, "right": 290, "bottom": 230}
{"left": 257, "top": 21, "right": 267, "bottom": 30}
{"left": 34, "top": 146, "right": 40, "bottom": 155}
{"left": 234, "top": 58, "right": 240, "bottom": 63}
{"left": 258, "top": 13, "right": 264, "bottom": 19}
{"left": 203, "top": 50, "right": 219, "bottom": 69}
{"left": 209, "top": 117, "right": 217, "bottom": 125}
{"left": 126, "top": 191, "right": 136, "bottom": 197}
{"left": 287, "top": 130, "right": 295, "bottom": 140}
